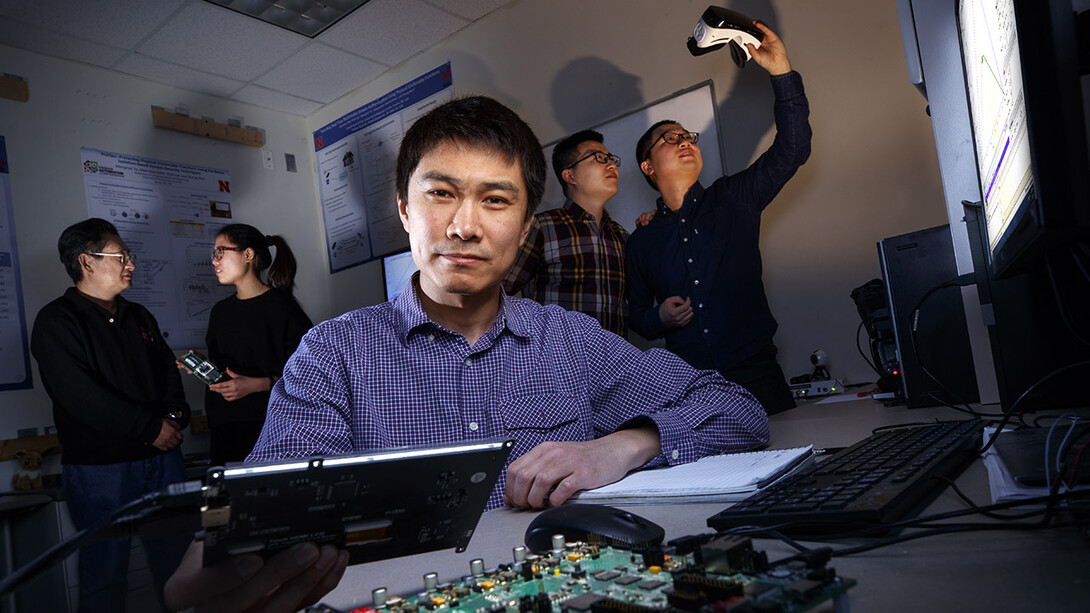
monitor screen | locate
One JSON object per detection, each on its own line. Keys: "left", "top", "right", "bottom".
{"left": 382, "top": 249, "right": 418, "bottom": 301}
{"left": 958, "top": 0, "right": 1035, "bottom": 262}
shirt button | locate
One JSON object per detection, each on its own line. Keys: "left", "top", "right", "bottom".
{"left": 428, "top": 335, "right": 435, "bottom": 341}
{"left": 698, "top": 303, "right": 704, "bottom": 308}
{"left": 108, "top": 318, "right": 115, "bottom": 323}
{"left": 703, "top": 328, "right": 709, "bottom": 333}
{"left": 694, "top": 280, "right": 700, "bottom": 285}
{"left": 694, "top": 229, "right": 699, "bottom": 234}
{"left": 469, "top": 422, "right": 479, "bottom": 431}
{"left": 681, "top": 218, "right": 686, "bottom": 223}
{"left": 671, "top": 449, "right": 679, "bottom": 460}
{"left": 683, "top": 237, "right": 688, "bottom": 243}
{"left": 687, "top": 258, "right": 693, "bottom": 263}
{"left": 464, "top": 358, "right": 472, "bottom": 366}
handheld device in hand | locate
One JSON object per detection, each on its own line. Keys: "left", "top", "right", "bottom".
{"left": 200, "top": 439, "right": 514, "bottom": 567}
{"left": 686, "top": 6, "right": 764, "bottom": 67}
{"left": 179, "top": 351, "right": 230, "bottom": 385}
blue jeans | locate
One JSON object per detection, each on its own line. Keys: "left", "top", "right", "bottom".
{"left": 62, "top": 450, "right": 190, "bottom": 613}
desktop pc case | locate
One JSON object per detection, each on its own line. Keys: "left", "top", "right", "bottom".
{"left": 877, "top": 225, "right": 980, "bottom": 408}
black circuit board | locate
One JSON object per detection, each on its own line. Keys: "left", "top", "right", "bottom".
{"left": 318, "top": 535, "right": 854, "bottom": 613}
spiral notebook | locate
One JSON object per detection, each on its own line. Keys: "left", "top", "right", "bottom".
{"left": 571, "top": 446, "right": 814, "bottom": 504}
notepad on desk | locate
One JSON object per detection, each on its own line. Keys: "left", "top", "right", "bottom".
{"left": 570, "top": 445, "right": 814, "bottom": 504}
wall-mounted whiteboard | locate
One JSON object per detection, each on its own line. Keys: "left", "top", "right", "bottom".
{"left": 541, "top": 81, "right": 723, "bottom": 232}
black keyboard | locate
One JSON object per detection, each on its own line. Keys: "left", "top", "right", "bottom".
{"left": 708, "top": 419, "right": 986, "bottom": 535}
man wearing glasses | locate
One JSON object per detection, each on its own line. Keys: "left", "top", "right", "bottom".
{"left": 503, "top": 130, "right": 630, "bottom": 336}
{"left": 31, "top": 217, "right": 190, "bottom": 612}
{"left": 626, "top": 21, "right": 812, "bottom": 414}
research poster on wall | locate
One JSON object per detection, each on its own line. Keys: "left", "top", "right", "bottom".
{"left": 0, "top": 135, "right": 32, "bottom": 391}
{"left": 82, "top": 148, "right": 235, "bottom": 350}
{"left": 313, "top": 62, "right": 453, "bottom": 273}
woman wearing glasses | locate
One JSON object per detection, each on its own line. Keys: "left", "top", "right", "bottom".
{"left": 199, "top": 223, "right": 312, "bottom": 464}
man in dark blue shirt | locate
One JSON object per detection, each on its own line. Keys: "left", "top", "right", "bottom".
{"left": 626, "top": 21, "right": 812, "bottom": 414}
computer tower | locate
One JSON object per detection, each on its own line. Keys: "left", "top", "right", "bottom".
{"left": 877, "top": 225, "right": 980, "bottom": 408}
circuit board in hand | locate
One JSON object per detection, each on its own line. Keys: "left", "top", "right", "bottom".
{"left": 316, "top": 535, "right": 855, "bottom": 613}
{"left": 200, "top": 439, "right": 514, "bottom": 567}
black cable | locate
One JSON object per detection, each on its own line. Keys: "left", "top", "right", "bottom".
{"left": 1045, "top": 254, "right": 1090, "bottom": 347}
{"left": 0, "top": 480, "right": 203, "bottom": 599}
{"left": 978, "top": 360, "right": 1090, "bottom": 456}
{"left": 854, "top": 320, "right": 881, "bottom": 378}
{"left": 909, "top": 279, "right": 981, "bottom": 416}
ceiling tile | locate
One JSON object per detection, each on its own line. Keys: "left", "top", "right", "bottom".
{"left": 424, "top": 0, "right": 511, "bottom": 21}
{"left": 320, "top": 0, "right": 467, "bottom": 66}
{"left": 114, "top": 54, "right": 245, "bottom": 98}
{"left": 0, "top": 21, "right": 128, "bottom": 68}
{"left": 232, "top": 84, "right": 323, "bottom": 116}
{"left": 255, "top": 43, "right": 385, "bottom": 104}
{"left": 0, "top": 0, "right": 186, "bottom": 49}
{"left": 137, "top": 1, "right": 307, "bottom": 81}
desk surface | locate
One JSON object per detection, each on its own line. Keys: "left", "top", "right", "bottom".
{"left": 322, "top": 398, "right": 1089, "bottom": 613}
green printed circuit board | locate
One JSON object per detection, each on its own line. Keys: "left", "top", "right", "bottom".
{"left": 319, "top": 535, "right": 854, "bottom": 613}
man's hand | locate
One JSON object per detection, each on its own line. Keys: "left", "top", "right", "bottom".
{"left": 209, "top": 368, "right": 271, "bottom": 402}
{"left": 748, "top": 21, "right": 791, "bottom": 76}
{"left": 152, "top": 418, "right": 183, "bottom": 451}
{"left": 659, "top": 296, "right": 693, "bottom": 328}
{"left": 163, "top": 540, "right": 349, "bottom": 613}
{"left": 635, "top": 211, "right": 656, "bottom": 227}
{"left": 503, "top": 427, "right": 661, "bottom": 508}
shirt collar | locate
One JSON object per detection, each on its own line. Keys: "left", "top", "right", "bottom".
{"left": 655, "top": 180, "right": 706, "bottom": 217}
{"left": 392, "top": 273, "right": 532, "bottom": 343}
{"left": 563, "top": 198, "right": 615, "bottom": 227}
{"left": 65, "top": 286, "right": 129, "bottom": 319}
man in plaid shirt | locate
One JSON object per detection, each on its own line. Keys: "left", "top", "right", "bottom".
{"left": 503, "top": 130, "right": 630, "bottom": 336}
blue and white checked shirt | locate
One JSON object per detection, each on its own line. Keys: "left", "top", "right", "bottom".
{"left": 248, "top": 279, "right": 770, "bottom": 509}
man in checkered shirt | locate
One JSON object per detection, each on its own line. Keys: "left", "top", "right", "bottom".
{"left": 166, "top": 96, "right": 768, "bottom": 612}
{"left": 503, "top": 130, "right": 630, "bottom": 336}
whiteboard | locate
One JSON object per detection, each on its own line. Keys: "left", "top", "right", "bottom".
{"left": 541, "top": 82, "right": 724, "bottom": 232}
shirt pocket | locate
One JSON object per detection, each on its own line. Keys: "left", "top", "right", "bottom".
{"left": 495, "top": 393, "right": 594, "bottom": 457}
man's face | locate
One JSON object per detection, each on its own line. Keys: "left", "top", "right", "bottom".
{"left": 641, "top": 123, "right": 703, "bottom": 187}
{"left": 564, "top": 140, "right": 618, "bottom": 201}
{"left": 398, "top": 141, "right": 532, "bottom": 305}
{"left": 84, "top": 235, "right": 134, "bottom": 297}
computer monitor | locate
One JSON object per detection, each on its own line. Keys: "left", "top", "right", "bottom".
{"left": 382, "top": 248, "right": 418, "bottom": 301}
{"left": 957, "top": 0, "right": 1090, "bottom": 279}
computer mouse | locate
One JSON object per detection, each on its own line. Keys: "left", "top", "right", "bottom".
{"left": 523, "top": 504, "right": 665, "bottom": 553}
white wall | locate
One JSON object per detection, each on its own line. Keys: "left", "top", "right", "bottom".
{"left": 0, "top": 46, "right": 332, "bottom": 484}
{"left": 308, "top": 0, "right": 950, "bottom": 385}
{"left": 0, "top": 0, "right": 950, "bottom": 486}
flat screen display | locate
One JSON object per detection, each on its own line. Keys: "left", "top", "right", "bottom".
{"left": 958, "top": 0, "right": 1035, "bottom": 261}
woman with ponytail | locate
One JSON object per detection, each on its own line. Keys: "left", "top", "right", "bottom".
{"left": 200, "top": 223, "right": 313, "bottom": 464}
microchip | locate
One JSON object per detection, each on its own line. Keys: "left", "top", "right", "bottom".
{"left": 638, "top": 580, "right": 667, "bottom": 590}
{"left": 560, "top": 593, "right": 608, "bottom": 612}
{"left": 593, "top": 571, "right": 621, "bottom": 582}
{"left": 615, "top": 576, "right": 641, "bottom": 586}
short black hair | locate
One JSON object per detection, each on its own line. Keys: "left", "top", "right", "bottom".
{"left": 395, "top": 96, "right": 546, "bottom": 221}
{"left": 57, "top": 218, "right": 120, "bottom": 283}
{"left": 551, "top": 129, "right": 604, "bottom": 196}
{"left": 635, "top": 119, "right": 681, "bottom": 190}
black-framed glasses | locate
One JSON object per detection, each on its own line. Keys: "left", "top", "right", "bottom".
{"left": 211, "top": 246, "right": 242, "bottom": 261}
{"left": 86, "top": 251, "right": 136, "bottom": 266}
{"left": 566, "top": 150, "right": 621, "bottom": 170}
{"left": 644, "top": 131, "right": 700, "bottom": 159}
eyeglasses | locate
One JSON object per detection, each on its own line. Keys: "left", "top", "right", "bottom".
{"left": 644, "top": 131, "right": 700, "bottom": 159}
{"left": 566, "top": 151, "right": 621, "bottom": 170}
{"left": 86, "top": 251, "right": 136, "bottom": 266}
{"left": 211, "top": 246, "right": 242, "bottom": 261}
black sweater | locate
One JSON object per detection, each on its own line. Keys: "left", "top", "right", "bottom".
{"left": 204, "top": 289, "right": 312, "bottom": 427}
{"left": 31, "top": 288, "right": 190, "bottom": 465}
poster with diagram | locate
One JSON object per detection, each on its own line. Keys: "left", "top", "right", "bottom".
{"left": 0, "top": 135, "right": 32, "bottom": 391}
{"left": 313, "top": 62, "right": 453, "bottom": 273}
{"left": 82, "top": 148, "right": 235, "bottom": 350}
